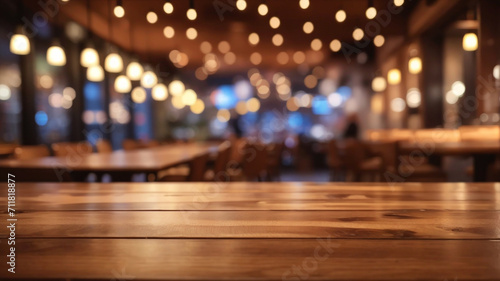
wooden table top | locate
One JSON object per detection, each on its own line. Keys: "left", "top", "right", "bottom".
{"left": 1, "top": 182, "right": 500, "bottom": 280}
{"left": 399, "top": 140, "right": 500, "bottom": 155}
{"left": 0, "top": 143, "right": 217, "bottom": 173}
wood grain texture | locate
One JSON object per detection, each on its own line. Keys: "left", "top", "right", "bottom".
{"left": 4, "top": 210, "right": 500, "bottom": 239}
{"left": 1, "top": 238, "right": 500, "bottom": 280}
{"left": 7, "top": 182, "right": 500, "bottom": 211}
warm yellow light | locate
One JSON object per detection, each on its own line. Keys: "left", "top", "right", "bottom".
{"left": 248, "top": 33, "right": 260, "bottom": 45}
{"left": 463, "top": 33, "right": 478, "bottom": 51}
{"left": 304, "top": 75, "right": 318, "bottom": 88}
{"left": 0, "top": 85, "right": 12, "bottom": 101}
{"left": 335, "top": 10, "right": 346, "bottom": 23}
{"left": 163, "top": 2, "right": 174, "bottom": 14}
{"left": 394, "top": 0, "right": 404, "bottom": 7}
{"left": 186, "top": 27, "right": 198, "bottom": 40}
{"left": 131, "top": 87, "right": 147, "bottom": 104}
{"left": 234, "top": 101, "right": 247, "bottom": 116}
{"left": 218, "top": 41, "right": 231, "bottom": 53}
{"left": 40, "top": 75, "right": 54, "bottom": 89}
{"left": 299, "top": 0, "right": 310, "bottom": 9}
{"left": 258, "top": 3, "right": 268, "bottom": 16}
{"left": 303, "top": 22, "right": 314, "bottom": 34}
{"left": 390, "top": 98, "right": 406, "bottom": 113}
{"left": 114, "top": 75, "right": 132, "bottom": 93}
{"left": 47, "top": 45, "right": 66, "bottom": 66}
{"left": 87, "top": 65, "right": 104, "bottom": 82}
{"left": 126, "top": 62, "right": 144, "bottom": 81}
{"left": 353, "top": 28, "right": 364, "bottom": 41}
{"left": 236, "top": 0, "right": 247, "bottom": 11}
{"left": 217, "top": 109, "right": 231, "bottom": 122}
{"left": 374, "top": 35, "right": 385, "bottom": 47}
{"left": 104, "top": 53, "right": 123, "bottom": 73}
{"left": 169, "top": 80, "right": 185, "bottom": 96}
{"left": 163, "top": 26, "right": 175, "bottom": 38}
{"left": 246, "top": 98, "right": 260, "bottom": 112}
{"left": 200, "top": 41, "right": 212, "bottom": 54}
{"left": 195, "top": 67, "right": 208, "bottom": 80}
{"left": 311, "top": 39, "right": 322, "bottom": 51}
{"left": 287, "top": 97, "right": 300, "bottom": 111}
{"left": 146, "top": 11, "right": 158, "bottom": 24}
{"left": 152, "top": 83, "right": 168, "bottom": 101}
{"left": 272, "top": 34, "right": 284, "bottom": 46}
{"left": 277, "top": 52, "right": 289, "bottom": 65}
{"left": 494, "top": 65, "right": 500, "bottom": 80}
{"left": 224, "top": 52, "right": 236, "bottom": 65}
{"left": 172, "top": 95, "right": 185, "bottom": 109}
{"left": 371, "top": 76, "right": 387, "bottom": 92}
{"left": 250, "top": 52, "right": 262, "bottom": 65}
{"left": 293, "top": 51, "right": 306, "bottom": 64}
{"left": 80, "top": 47, "right": 99, "bottom": 67}
{"left": 329, "top": 39, "right": 341, "bottom": 52}
{"left": 365, "top": 7, "right": 377, "bottom": 19}
{"left": 406, "top": 88, "right": 421, "bottom": 108}
{"left": 10, "top": 34, "right": 30, "bottom": 55}
{"left": 187, "top": 8, "right": 197, "bottom": 20}
{"left": 408, "top": 57, "right": 422, "bottom": 74}
{"left": 387, "top": 69, "right": 401, "bottom": 85}
{"left": 114, "top": 5, "right": 125, "bottom": 18}
{"left": 141, "top": 71, "right": 158, "bottom": 88}
{"left": 190, "top": 99, "right": 205, "bottom": 114}
{"left": 270, "top": 17, "right": 280, "bottom": 29}
{"left": 371, "top": 93, "right": 384, "bottom": 114}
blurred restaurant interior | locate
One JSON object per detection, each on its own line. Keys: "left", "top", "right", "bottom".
{"left": 0, "top": 0, "right": 500, "bottom": 280}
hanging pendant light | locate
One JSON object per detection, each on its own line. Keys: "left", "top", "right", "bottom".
{"left": 187, "top": 0, "right": 197, "bottom": 20}
{"left": 169, "top": 80, "right": 185, "bottom": 96}
{"left": 152, "top": 82, "right": 168, "bottom": 101}
{"left": 463, "top": 33, "right": 478, "bottom": 51}
{"left": 387, "top": 69, "right": 401, "bottom": 85}
{"left": 408, "top": 57, "right": 422, "bottom": 74}
{"left": 163, "top": 0, "right": 174, "bottom": 14}
{"left": 105, "top": 52, "right": 123, "bottom": 73}
{"left": 81, "top": 46, "right": 99, "bottom": 67}
{"left": 47, "top": 41, "right": 66, "bottom": 66}
{"left": 141, "top": 68, "right": 158, "bottom": 88}
{"left": 87, "top": 65, "right": 105, "bottom": 82}
{"left": 365, "top": 0, "right": 377, "bottom": 19}
{"left": 113, "top": 0, "right": 125, "bottom": 18}
{"left": 10, "top": 27, "right": 30, "bottom": 55}
{"left": 126, "top": 61, "right": 144, "bottom": 81}
{"left": 114, "top": 75, "right": 132, "bottom": 93}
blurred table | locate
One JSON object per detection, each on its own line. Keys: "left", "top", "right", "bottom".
{"left": 399, "top": 141, "right": 500, "bottom": 182}
{"left": 0, "top": 143, "right": 217, "bottom": 181}
{"left": 1, "top": 182, "right": 500, "bottom": 280}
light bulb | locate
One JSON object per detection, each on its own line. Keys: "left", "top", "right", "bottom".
{"left": 236, "top": 0, "right": 247, "bottom": 11}
{"left": 408, "top": 57, "right": 422, "bottom": 74}
{"left": 335, "top": 10, "right": 346, "bottom": 23}
{"left": 114, "top": 75, "right": 132, "bottom": 93}
{"left": 329, "top": 39, "right": 341, "bottom": 52}
{"left": 131, "top": 87, "right": 147, "bottom": 104}
{"left": 258, "top": 4, "right": 268, "bottom": 16}
{"left": 365, "top": 7, "right": 377, "bottom": 19}
{"left": 80, "top": 47, "right": 99, "bottom": 67}
{"left": 463, "top": 33, "right": 478, "bottom": 51}
{"left": 187, "top": 8, "right": 197, "bottom": 20}
{"left": 371, "top": 77, "right": 387, "bottom": 92}
{"left": 114, "top": 5, "right": 125, "bottom": 18}
{"left": 104, "top": 53, "right": 123, "bottom": 73}
{"left": 394, "top": 0, "right": 404, "bottom": 6}
{"left": 299, "top": 0, "right": 310, "bottom": 9}
{"left": 152, "top": 83, "right": 168, "bottom": 101}
{"left": 126, "top": 62, "right": 144, "bottom": 81}
{"left": 163, "top": 1, "right": 173, "bottom": 14}
{"left": 182, "top": 89, "right": 197, "bottom": 106}
{"left": 168, "top": 80, "right": 185, "bottom": 96}
{"left": 10, "top": 33, "right": 30, "bottom": 55}
{"left": 47, "top": 45, "right": 66, "bottom": 66}
{"left": 387, "top": 69, "right": 401, "bottom": 85}
{"left": 353, "top": 28, "right": 364, "bottom": 41}
{"left": 87, "top": 65, "right": 104, "bottom": 82}
{"left": 147, "top": 11, "right": 158, "bottom": 24}
{"left": 374, "top": 35, "right": 385, "bottom": 47}
{"left": 141, "top": 71, "right": 158, "bottom": 88}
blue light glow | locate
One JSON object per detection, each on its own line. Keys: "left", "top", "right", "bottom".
{"left": 35, "top": 111, "right": 48, "bottom": 126}
{"left": 84, "top": 82, "right": 101, "bottom": 101}
{"left": 336, "top": 86, "right": 352, "bottom": 100}
{"left": 214, "top": 85, "right": 238, "bottom": 109}
{"left": 312, "top": 95, "right": 332, "bottom": 115}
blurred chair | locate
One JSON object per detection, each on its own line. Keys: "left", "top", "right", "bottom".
{"left": 122, "top": 139, "right": 140, "bottom": 151}
{"left": 204, "top": 141, "right": 232, "bottom": 182}
{"left": 52, "top": 142, "right": 93, "bottom": 158}
{"left": 158, "top": 152, "right": 210, "bottom": 182}
{"left": 327, "top": 140, "right": 345, "bottom": 181}
{"left": 13, "top": 145, "right": 50, "bottom": 160}
{"left": 459, "top": 125, "right": 500, "bottom": 142}
{"left": 96, "top": 139, "right": 113, "bottom": 153}
{"left": 266, "top": 142, "right": 284, "bottom": 181}
{"left": 344, "top": 140, "right": 384, "bottom": 182}
{"left": 228, "top": 143, "right": 268, "bottom": 181}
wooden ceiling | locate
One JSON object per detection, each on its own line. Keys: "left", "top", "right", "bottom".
{"left": 30, "top": 0, "right": 416, "bottom": 72}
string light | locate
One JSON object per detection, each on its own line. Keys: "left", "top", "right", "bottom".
{"left": 146, "top": 11, "right": 158, "bottom": 23}
{"left": 186, "top": 27, "right": 198, "bottom": 40}
{"left": 272, "top": 34, "right": 284, "bottom": 46}
{"left": 187, "top": 0, "right": 197, "bottom": 20}
{"left": 248, "top": 33, "right": 260, "bottom": 45}
{"left": 335, "top": 10, "right": 346, "bottom": 23}
{"left": 365, "top": 0, "right": 377, "bottom": 19}
{"left": 311, "top": 39, "right": 322, "bottom": 51}
{"left": 352, "top": 28, "right": 364, "bottom": 41}
{"left": 394, "top": 0, "right": 404, "bottom": 7}
{"left": 269, "top": 17, "right": 280, "bottom": 29}
{"left": 329, "top": 39, "right": 341, "bottom": 52}
{"left": 236, "top": 0, "right": 247, "bottom": 11}
{"left": 163, "top": 26, "right": 175, "bottom": 38}
{"left": 374, "top": 35, "right": 385, "bottom": 47}
{"left": 299, "top": 0, "right": 310, "bottom": 9}
{"left": 303, "top": 22, "right": 314, "bottom": 34}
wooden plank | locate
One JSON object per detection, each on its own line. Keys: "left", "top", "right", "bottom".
{"left": 4, "top": 210, "right": 500, "bottom": 240}
{"left": 5, "top": 182, "right": 500, "bottom": 211}
{"left": 2, "top": 238, "right": 499, "bottom": 280}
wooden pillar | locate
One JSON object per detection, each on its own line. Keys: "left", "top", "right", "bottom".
{"left": 421, "top": 35, "right": 444, "bottom": 128}
{"left": 476, "top": 0, "right": 500, "bottom": 117}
